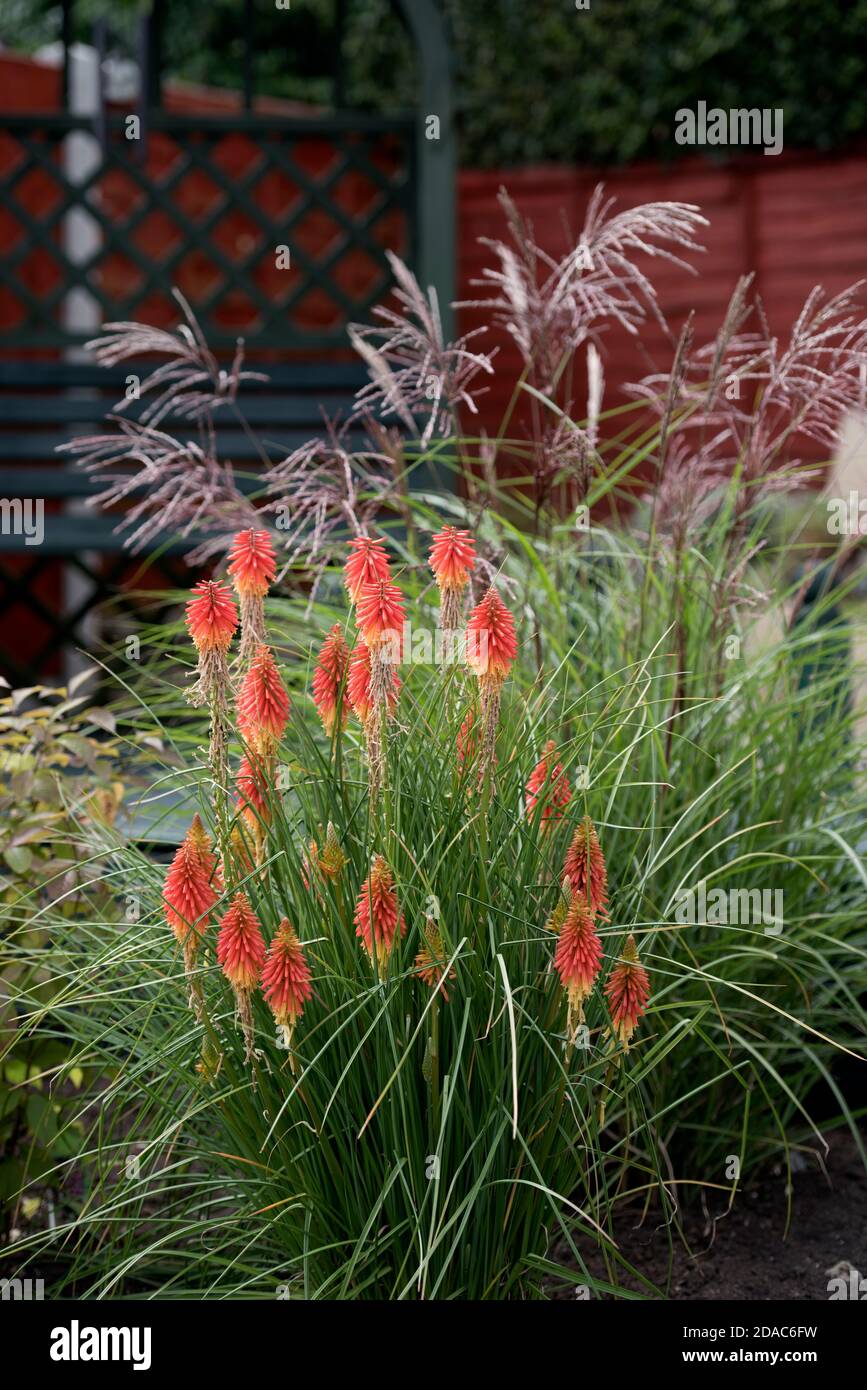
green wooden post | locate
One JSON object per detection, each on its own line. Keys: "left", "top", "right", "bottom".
{"left": 394, "top": 0, "right": 456, "bottom": 342}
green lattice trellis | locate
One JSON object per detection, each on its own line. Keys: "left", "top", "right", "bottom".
{"left": 0, "top": 111, "right": 416, "bottom": 351}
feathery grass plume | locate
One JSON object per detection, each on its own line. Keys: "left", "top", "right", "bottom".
{"left": 354, "top": 575, "right": 406, "bottom": 796}
{"left": 227, "top": 528, "right": 277, "bottom": 665}
{"left": 185, "top": 580, "right": 237, "bottom": 850}
{"left": 467, "top": 185, "right": 705, "bottom": 393}
{"left": 563, "top": 814, "right": 609, "bottom": 917}
{"left": 312, "top": 624, "right": 349, "bottom": 735}
{"left": 309, "top": 822, "right": 348, "bottom": 880}
{"left": 465, "top": 586, "right": 517, "bottom": 788}
{"left": 216, "top": 890, "right": 266, "bottom": 1061}
{"left": 429, "top": 526, "right": 476, "bottom": 633}
{"left": 354, "top": 855, "right": 406, "bottom": 972}
{"left": 414, "top": 920, "right": 455, "bottom": 1000}
{"left": 349, "top": 250, "right": 495, "bottom": 446}
{"left": 344, "top": 535, "right": 391, "bottom": 604}
{"left": 554, "top": 898, "right": 604, "bottom": 1040}
{"left": 526, "top": 740, "right": 572, "bottom": 830}
{"left": 163, "top": 815, "right": 221, "bottom": 1016}
{"left": 261, "top": 918, "right": 312, "bottom": 1064}
{"left": 604, "top": 934, "right": 650, "bottom": 1050}
{"left": 236, "top": 645, "right": 290, "bottom": 756}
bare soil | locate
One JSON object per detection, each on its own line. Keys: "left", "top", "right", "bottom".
{"left": 559, "top": 1128, "right": 867, "bottom": 1300}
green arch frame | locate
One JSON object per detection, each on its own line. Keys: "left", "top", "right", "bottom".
{"left": 391, "top": 0, "right": 457, "bottom": 338}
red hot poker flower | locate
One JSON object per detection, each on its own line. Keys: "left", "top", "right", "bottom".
{"left": 312, "top": 624, "right": 349, "bottom": 734}
{"left": 163, "top": 824, "right": 219, "bottom": 947}
{"left": 526, "top": 741, "right": 572, "bottom": 829}
{"left": 429, "top": 527, "right": 476, "bottom": 593}
{"left": 347, "top": 642, "right": 400, "bottom": 725}
{"left": 216, "top": 891, "right": 266, "bottom": 991}
{"left": 563, "top": 815, "right": 609, "bottom": 917}
{"left": 354, "top": 855, "right": 406, "bottom": 970}
{"left": 465, "top": 586, "right": 517, "bottom": 683}
{"left": 344, "top": 535, "right": 391, "bottom": 603}
{"left": 237, "top": 645, "right": 290, "bottom": 752}
{"left": 262, "top": 918, "right": 312, "bottom": 1039}
{"left": 227, "top": 528, "right": 277, "bottom": 598}
{"left": 347, "top": 642, "right": 374, "bottom": 724}
{"left": 604, "top": 935, "right": 650, "bottom": 1049}
{"left": 185, "top": 580, "right": 238, "bottom": 653}
{"left": 430, "top": 526, "right": 476, "bottom": 631}
{"left": 355, "top": 577, "right": 406, "bottom": 652}
{"left": 554, "top": 898, "right": 603, "bottom": 1027}
{"left": 216, "top": 890, "right": 267, "bottom": 1061}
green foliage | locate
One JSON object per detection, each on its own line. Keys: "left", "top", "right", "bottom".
{"left": 3, "top": 473, "right": 866, "bottom": 1297}
{"left": 0, "top": 676, "right": 129, "bottom": 1235}
{"left": 8, "top": 1, "right": 867, "bottom": 165}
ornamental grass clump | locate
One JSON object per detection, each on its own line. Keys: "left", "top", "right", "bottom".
{"left": 10, "top": 186, "right": 867, "bottom": 1301}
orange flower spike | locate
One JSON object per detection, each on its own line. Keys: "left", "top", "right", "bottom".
{"left": 348, "top": 642, "right": 399, "bottom": 725}
{"left": 554, "top": 898, "right": 604, "bottom": 1030}
{"left": 163, "top": 833, "right": 219, "bottom": 948}
{"left": 465, "top": 586, "right": 517, "bottom": 683}
{"left": 347, "top": 642, "right": 373, "bottom": 723}
{"left": 312, "top": 624, "right": 349, "bottom": 734}
{"left": 526, "top": 741, "right": 572, "bottom": 829}
{"left": 262, "top": 918, "right": 313, "bottom": 1054}
{"left": 429, "top": 527, "right": 476, "bottom": 630}
{"left": 163, "top": 819, "right": 222, "bottom": 1021}
{"left": 344, "top": 535, "right": 391, "bottom": 603}
{"left": 216, "top": 891, "right": 266, "bottom": 991}
{"left": 429, "top": 526, "right": 476, "bottom": 592}
{"left": 563, "top": 815, "right": 609, "bottom": 917}
{"left": 464, "top": 587, "right": 516, "bottom": 789}
{"left": 355, "top": 576, "right": 406, "bottom": 651}
{"left": 237, "top": 645, "right": 290, "bottom": 753}
{"left": 185, "top": 580, "right": 238, "bottom": 653}
{"left": 604, "top": 935, "right": 650, "bottom": 1049}
{"left": 227, "top": 528, "right": 277, "bottom": 598}
{"left": 354, "top": 855, "right": 406, "bottom": 971}
{"left": 227, "top": 529, "right": 277, "bottom": 662}
{"left": 216, "top": 891, "right": 267, "bottom": 1062}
